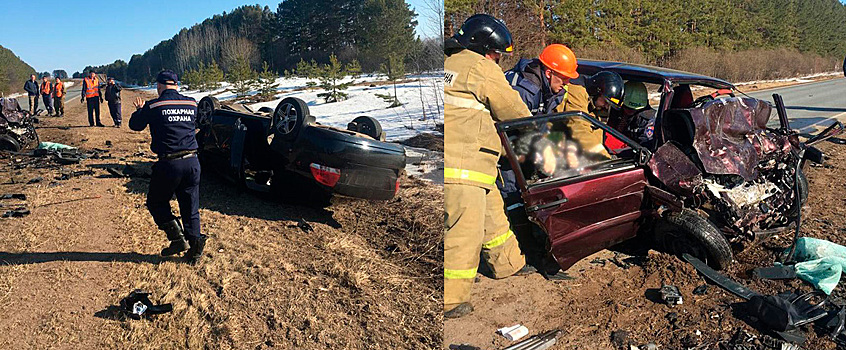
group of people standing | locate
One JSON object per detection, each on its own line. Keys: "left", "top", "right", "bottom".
{"left": 23, "top": 71, "right": 123, "bottom": 127}
{"left": 23, "top": 74, "right": 65, "bottom": 117}
{"left": 79, "top": 71, "right": 123, "bottom": 127}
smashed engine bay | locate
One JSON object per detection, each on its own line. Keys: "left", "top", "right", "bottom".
{"left": 650, "top": 97, "right": 803, "bottom": 237}
{"left": 0, "top": 98, "right": 38, "bottom": 151}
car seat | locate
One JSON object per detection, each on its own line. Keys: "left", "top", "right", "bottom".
{"left": 660, "top": 109, "right": 704, "bottom": 169}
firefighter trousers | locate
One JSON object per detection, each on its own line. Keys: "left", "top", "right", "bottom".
{"left": 444, "top": 183, "right": 525, "bottom": 311}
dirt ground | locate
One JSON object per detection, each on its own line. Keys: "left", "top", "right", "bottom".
{"left": 0, "top": 89, "right": 443, "bottom": 349}
{"left": 444, "top": 139, "right": 846, "bottom": 350}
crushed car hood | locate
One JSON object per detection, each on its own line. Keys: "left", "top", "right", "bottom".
{"left": 689, "top": 97, "right": 788, "bottom": 181}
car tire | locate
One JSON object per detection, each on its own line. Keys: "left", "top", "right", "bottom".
{"left": 348, "top": 116, "right": 385, "bottom": 141}
{"left": 273, "top": 97, "right": 311, "bottom": 141}
{"left": 197, "top": 96, "right": 220, "bottom": 127}
{"left": 0, "top": 134, "right": 21, "bottom": 152}
{"left": 654, "top": 209, "right": 733, "bottom": 270}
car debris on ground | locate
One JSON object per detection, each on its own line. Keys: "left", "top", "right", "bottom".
{"left": 497, "top": 324, "right": 529, "bottom": 341}
{"left": 0, "top": 193, "right": 29, "bottom": 218}
{"left": 502, "top": 329, "right": 560, "bottom": 350}
{"left": 118, "top": 290, "right": 173, "bottom": 320}
{"left": 660, "top": 284, "right": 684, "bottom": 305}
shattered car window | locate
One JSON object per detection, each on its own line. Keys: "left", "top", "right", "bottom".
{"left": 504, "top": 114, "right": 635, "bottom": 186}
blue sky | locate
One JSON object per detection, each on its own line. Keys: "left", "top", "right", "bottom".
{"left": 0, "top": 0, "right": 441, "bottom": 74}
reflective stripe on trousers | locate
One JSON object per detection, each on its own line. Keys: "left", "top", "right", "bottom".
{"left": 444, "top": 168, "right": 496, "bottom": 186}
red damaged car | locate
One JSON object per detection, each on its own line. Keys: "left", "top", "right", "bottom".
{"left": 497, "top": 60, "right": 842, "bottom": 270}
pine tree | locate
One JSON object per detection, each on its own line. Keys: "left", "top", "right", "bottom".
{"left": 346, "top": 59, "right": 362, "bottom": 80}
{"left": 226, "top": 57, "right": 257, "bottom": 100}
{"left": 317, "top": 54, "right": 354, "bottom": 103}
{"left": 379, "top": 54, "right": 405, "bottom": 107}
{"left": 256, "top": 61, "right": 280, "bottom": 102}
{"left": 205, "top": 60, "right": 224, "bottom": 90}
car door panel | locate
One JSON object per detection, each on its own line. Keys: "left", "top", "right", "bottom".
{"left": 527, "top": 167, "right": 647, "bottom": 270}
{"left": 496, "top": 111, "right": 650, "bottom": 272}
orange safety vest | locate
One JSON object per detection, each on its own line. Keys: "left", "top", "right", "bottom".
{"left": 54, "top": 82, "right": 64, "bottom": 97}
{"left": 41, "top": 82, "right": 51, "bottom": 95}
{"left": 84, "top": 77, "right": 99, "bottom": 98}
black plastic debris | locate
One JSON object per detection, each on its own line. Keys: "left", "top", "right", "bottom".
{"left": 55, "top": 170, "right": 95, "bottom": 181}
{"left": 610, "top": 330, "right": 629, "bottom": 349}
{"left": 0, "top": 193, "right": 26, "bottom": 200}
{"left": 2, "top": 208, "right": 29, "bottom": 218}
{"left": 105, "top": 140, "right": 112, "bottom": 147}
{"left": 660, "top": 285, "right": 683, "bottom": 305}
{"left": 119, "top": 290, "right": 173, "bottom": 320}
{"left": 693, "top": 284, "right": 708, "bottom": 295}
{"left": 296, "top": 219, "right": 314, "bottom": 232}
{"left": 448, "top": 345, "right": 481, "bottom": 350}
{"left": 26, "top": 177, "right": 43, "bottom": 184}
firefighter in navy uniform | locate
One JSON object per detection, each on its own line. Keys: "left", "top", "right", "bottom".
{"left": 129, "top": 70, "right": 206, "bottom": 264}
{"left": 499, "top": 44, "right": 580, "bottom": 280}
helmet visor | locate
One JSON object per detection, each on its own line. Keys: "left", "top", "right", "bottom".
{"left": 496, "top": 44, "right": 514, "bottom": 55}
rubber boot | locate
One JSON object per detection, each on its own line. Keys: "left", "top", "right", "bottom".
{"left": 444, "top": 302, "right": 474, "bottom": 319}
{"left": 183, "top": 234, "right": 207, "bottom": 265}
{"left": 159, "top": 219, "right": 189, "bottom": 256}
{"left": 512, "top": 264, "right": 537, "bottom": 276}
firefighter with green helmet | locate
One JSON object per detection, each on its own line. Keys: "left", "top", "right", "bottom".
{"left": 443, "top": 14, "right": 537, "bottom": 319}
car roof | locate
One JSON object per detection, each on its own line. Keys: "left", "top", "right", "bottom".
{"left": 576, "top": 59, "right": 734, "bottom": 89}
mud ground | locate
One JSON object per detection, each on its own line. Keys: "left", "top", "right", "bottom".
{"left": 0, "top": 88, "right": 443, "bottom": 349}
{"left": 444, "top": 140, "right": 846, "bottom": 350}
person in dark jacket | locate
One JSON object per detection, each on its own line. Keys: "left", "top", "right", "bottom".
{"left": 105, "top": 77, "right": 122, "bottom": 127}
{"left": 23, "top": 75, "right": 39, "bottom": 115}
{"left": 129, "top": 70, "right": 206, "bottom": 265}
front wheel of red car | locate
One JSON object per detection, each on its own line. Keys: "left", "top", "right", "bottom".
{"left": 654, "top": 209, "right": 733, "bottom": 270}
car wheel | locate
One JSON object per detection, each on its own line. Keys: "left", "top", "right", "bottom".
{"left": 197, "top": 96, "right": 220, "bottom": 127}
{"left": 0, "top": 134, "right": 21, "bottom": 152}
{"left": 654, "top": 209, "right": 733, "bottom": 270}
{"left": 273, "top": 97, "right": 311, "bottom": 141}
{"left": 348, "top": 116, "right": 385, "bottom": 141}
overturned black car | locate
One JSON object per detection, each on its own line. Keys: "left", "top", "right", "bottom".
{"left": 0, "top": 98, "right": 38, "bottom": 152}
{"left": 196, "top": 96, "right": 406, "bottom": 203}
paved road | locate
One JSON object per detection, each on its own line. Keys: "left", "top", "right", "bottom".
{"left": 743, "top": 77, "right": 846, "bottom": 132}
{"left": 15, "top": 81, "right": 82, "bottom": 114}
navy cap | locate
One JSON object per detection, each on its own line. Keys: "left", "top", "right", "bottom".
{"left": 156, "top": 70, "right": 178, "bottom": 85}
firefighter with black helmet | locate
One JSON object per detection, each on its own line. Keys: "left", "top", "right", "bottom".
{"left": 560, "top": 70, "right": 625, "bottom": 159}
{"left": 444, "top": 13, "right": 537, "bottom": 319}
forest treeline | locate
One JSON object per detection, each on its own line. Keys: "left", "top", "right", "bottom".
{"left": 0, "top": 45, "right": 36, "bottom": 96}
{"left": 445, "top": 0, "right": 846, "bottom": 82}
{"left": 75, "top": 0, "right": 442, "bottom": 85}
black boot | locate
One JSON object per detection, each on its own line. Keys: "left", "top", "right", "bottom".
{"left": 444, "top": 302, "right": 474, "bottom": 319}
{"left": 159, "top": 219, "right": 189, "bottom": 256}
{"left": 184, "top": 234, "right": 207, "bottom": 265}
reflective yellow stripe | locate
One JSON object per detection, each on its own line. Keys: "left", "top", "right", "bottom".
{"left": 444, "top": 267, "right": 477, "bottom": 279}
{"left": 444, "top": 168, "right": 497, "bottom": 185}
{"left": 445, "top": 94, "right": 490, "bottom": 113}
{"left": 482, "top": 229, "right": 514, "bottom": 249}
